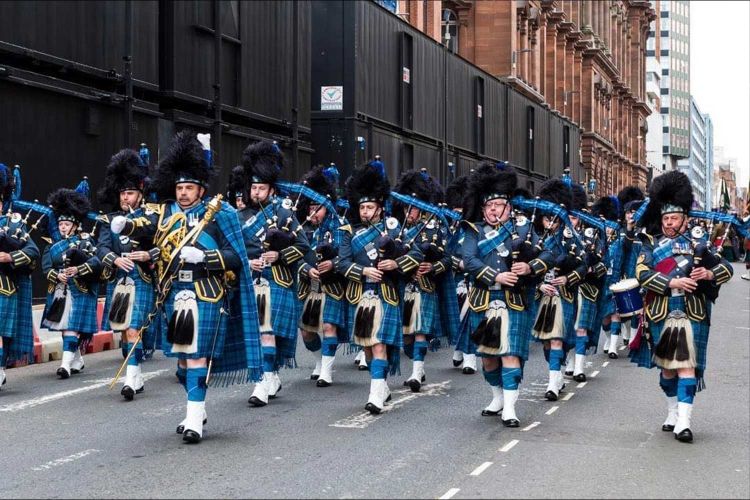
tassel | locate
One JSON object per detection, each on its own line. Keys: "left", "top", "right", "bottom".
{"left": 403, "top": 298, "right": 414, "bottom": 327}
{"left": 309, "top": 297, "right": 322, "bottom": 328}
{"left": 543, "top": 302, "right": 557, "bottom": 333}
{"left": 47, "top": 297, "right": 66, "bottom": 323}
{"left": 675, "top": 327, "right": 690, "bottom": 362}
{"left": 533, "top": 300, "right": 548, "bottom": 332}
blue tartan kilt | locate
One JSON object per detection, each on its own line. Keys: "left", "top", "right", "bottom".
{"left": 0, "top": 290, "right": 19, "bottom": 338}
{"left": 597, "top": 288, "right": 617, "bottom": 318}
{"left": 454, "top": 313, "right": 477, "bottom": 354}
{"left": 468, "top": 290, "right": 530, "bottom": 361}
{"left": 575, "top": 292, "right": 598, "bottom": 331}
{"left": 409, "top": 286, "right": 439, "bottom": 338}
{"left": 44, "top": 282, "right": 100, "bottom": 334}
{"left": 630, "top": 295, "right": 709, "bottom": 376}
{"left": 348, "top": 283, "right": 403, "bottom": 348}
{"left": 322, "top": 294, "right": 349, "bottom": 343}
{"left": 162, "top": 280, "right": 226, "bottom": 360}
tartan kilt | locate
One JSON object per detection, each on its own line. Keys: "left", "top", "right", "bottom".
{"left": 597, "top": 288, "right": 617, "bottom": 318}
{"left": 44, "top": 282, "right": 100, "bottom": 334}
{"left": 468, "top": 290, "right": 530, "bottom": 360}
{"left": 575, "top": 292, "right": 599, "bottom": 331}
{"left": 321, "top": 294, "right": 349, "bottom": 343}
{"left": 409, "top": 286, "right": 439, "bottom": 338}
{"left": 454, "top": 313, "right": 477, "bottom": 354}
{"left": 630, "top": 295, "right": 710, "bottom": 376}
{"left": 0, "top": 289, "right": 19, "bottom": 338}
{"left": 348, "top": 283, "right": 403, "bottom": 349}
{"left": 261, "top": 268, "right": 301, "bottom": 342}
{"left": 530, "top": 294, "right": 577, "bottom": 349}
{"left": 162, "top": 280, "right": 226, "bottom": 360}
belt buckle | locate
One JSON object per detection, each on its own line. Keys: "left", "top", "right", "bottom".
{"left": 671, "top": 288, "right": 684, "bottom": 297}
{"left": 178, "top": 270, "right": 193, "bottom": 283}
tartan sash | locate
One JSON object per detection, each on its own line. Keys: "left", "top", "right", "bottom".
{"left": 351, "top": 224, "right": 382, "bottom": 255}
{"left": 478, "top": 222, "right": 513, "bottom": 258}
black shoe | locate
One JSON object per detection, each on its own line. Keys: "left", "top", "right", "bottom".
{"left": 564, "top": 370, "right": 574, "bottom": 377}
{"left": 502, "top": 418, "right": 520, "bottom": 428}
{"left": 603, "top": 348, "right": 609, "bottom": 354}
{"left": 310, "top": 374, "right": 319, "bottom": 380}
{"left": 176, "top": 418, "right": 207, "bottom": 434}
{"left": 452, "top": 358, "right": 463, "bottom": 367}
{"left": 182, "top": 430, "right": 201, "bottom": 444}
{"left": 57, "top": 367, "right": 70, "bottom": 379}
{"left": 316, "top": 379, "right": 331, "bottom": 388}
{"left": 365, "top": 402, "right": 382, "bottom": 415}
{"left": 573, "top": 373, "right": 586, "bottom": 382}
{"left": 545, "top": 390, "right": 559, "bottom": 401}
{"left": 248, "top": 396, "right": 268, "bottom": 407}
{"left": 358, "top": 364, "right": 369, "bottom": 371}
{"left": 675, "top": 429, "right": 693, "bottom": 443}
{"left": 662, "top": 423, "right": 675, "bottom": 432}
{"left": 121, "top": 386, "right": 135, "bottom": 401}
{"left": 462, "top": 367, "right": 476, "bottom": 375}
{"left": 407, "top": 378, "right": 421, "bottom": 393}
{"left": 403, "top": 375, "right": 426, "bottom": 386}
{"left": 71, "top": 365, "right": 84, "bottom": 374}
{"left": 608, "top": 351, "right": 619, "bottom": 359}
{"left": 481, "top": 408, "right": 502, "bottom": 417}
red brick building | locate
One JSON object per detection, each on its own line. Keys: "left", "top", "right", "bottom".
{"left": 396, "top": 0, "right": 656, "bottom": 194}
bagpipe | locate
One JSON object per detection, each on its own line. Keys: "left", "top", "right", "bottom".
{"left": 384, "top": 190, "right": 446, "bottom": 264}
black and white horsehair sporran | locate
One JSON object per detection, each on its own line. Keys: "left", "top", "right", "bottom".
{"left": 168, "top": 289, "right": 199, "bottom": 353}
{"left": 532, "top": 294, "right": 563, "bottom": 340}
{"left": 402, "top": 282, "right": 422, "bottom": 335}
{"left": 471, "top": 299, "right": 511, "bottom": 356}
{"left": 254, "top": 276, "right": 272, "bottom": 333}
{"left": 456, "top": 280, "right": 469, "bottom": 321}
{"left": 108, "top": 276, "right": 136, "bottom": 331}
{"left": 45, "top": 282, "right": 72, "bottom": 330}
{"left": 300, "top": 279, "right": 326, "bottom": 333}
{"left": 653, "top": 310, "right": 696, "bottom": 369}
{"left": 353, "top": 289, "right": 383, "bottom": 347}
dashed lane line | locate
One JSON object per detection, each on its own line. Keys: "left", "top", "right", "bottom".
{"left": 499, "top": 439, "right": 519, "bottom": 452}
{"left": 522, "top": 421, "right": 540, "bottom": 431}
{"left": 577, "top": 381, "right": 588, "bottom": 388}
{"left": 545, "top": 405, "right": 559, "bottom": 415}
{"left": 602, "top": 361, "right": 609, "bottom": 367}
{"left": 438, "top": 488, "right": 460, "bottom": 499}
{"left": 470, "top": 462, "right": 493, "bottom": 476}
{"left": 561, "top": 392, "right": 574, "bottom": 401}
{"left": 590, "top": 370, "right": 600, "bottom": 378}
{"left": 32, "top": 449, "right": 100, "bottom": 472}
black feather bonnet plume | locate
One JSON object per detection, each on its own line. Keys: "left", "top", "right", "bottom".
{"left": 640, "top": 170, "right": 693, "bottom": 234}
{"left": 570, "top": 183, "right": 588, "bottom": 212}
{"left": 97, "top": 149, "right": 147, "bottom": 211}
{"left": 345, "top": 157, "right": 391, "bottom": 224}
{"left": 48, "top": 188, "right": 91, "bottom": 225}
{"left": 617, "top": 185, "right": 645, "bottom": 218}
{"left": 592, "top": 195, "right": 621, "bottom": 222}
{"left": 241, "top": 140, "right": 283, "bottom": 187}
{"left": 150, "top": 131, "right": 214, "bottom": 201}
{"left": 226, "top": 165, "right": 248, "bottom": 209}
{"left": 445, "top": 175, "right": 469, "bottom": 211}
{"left": 463, "top": 161, "right": 518, "bottom": 223}
{"left": 297, "top": 164, "right": 338, "bottom": 220}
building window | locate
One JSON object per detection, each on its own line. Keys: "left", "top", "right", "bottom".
{"left": 442, "top": 9, "right": 458, "bottom": 53}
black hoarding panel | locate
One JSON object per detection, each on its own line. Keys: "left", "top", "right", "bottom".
{"left": 0, "top": 1, "right": 159, "bottom": 86}
{"left": 507, "top": 89, "right": 530, "bottom": 171}
{"left": 311, "top": 2, "right": 349, "bottom": 118}
{"left": 548, "top": 114, "right": 564, "bottom": 177}
{"left": 410, "top": 34, "right": 444, "bottom": 140}
{"left": 484, "top": 80, "right": 507, "bottom": 160}
{"left": 535, "top": 105, "right": 549, "bottom": 177}
{"left": 445, "top": 56, "right": 475, "bottom": 152}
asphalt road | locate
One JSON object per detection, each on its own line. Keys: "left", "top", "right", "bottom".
{"left": 1, "top": 264, "right": 748, "bottom": 499}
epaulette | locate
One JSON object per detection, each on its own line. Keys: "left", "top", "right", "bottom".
{"left": 339, "top": 224, "right": 352, "bottom": 234}
{"left": 143, "top": 203, "right": 162, "bottom": 215}
{"left": 461, "top": 220, "right": 479, "bottom": 233}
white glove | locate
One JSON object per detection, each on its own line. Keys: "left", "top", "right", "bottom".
{"left": 197, "top": 133, "right": 211, "bottom": 151}
{"left": 111, "top": 215, "right": 127, "bottom": 235}
{"left": 180, "top": 245, "right": 205, "bottom": 264}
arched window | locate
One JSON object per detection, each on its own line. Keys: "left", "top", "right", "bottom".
{"left": 442, "top": 8, "right": 458, "bottom": 53}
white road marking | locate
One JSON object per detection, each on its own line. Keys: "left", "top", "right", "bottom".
{"left": 561, "top": 392, "right": 574, "bottom": 401}
{"left": 602, "top": 361, "right": 609, "bottom": 367}
{"left": 522, "top": 421, "right": 540, "bottom": 431}
{"left": 0, "top": 369, "right": 169, "bottom": 413}
{"left": 438, "top": 488, "right": 460, "bottom": 499}
{"left": 545, "top": 405, "right": 559, "bottom": 415}
{"left": 619, "top": 345, "right": 627, "bottom": 351}
{"left": 577, "top": 381, "right": 588, "bottom": 388}
{"left": 499, "top": 439, "right": 519, "bottom": 452}
{"left": 735, "top": 327, "right": 750, "bottom": 330}
{"left": 590, "top": 370, "right": 600, "bottom": 378}
{"left": 330, "top": 381, "right": 450, "bottom": 429}
{"left": 32, "top": 449, "right": 99, "bottom": 471}
{"left": 470, "top": 462, "right": 493, "bottom": 476}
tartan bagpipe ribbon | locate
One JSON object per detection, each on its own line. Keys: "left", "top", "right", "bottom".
{"left": 277, "top": 181, "right": 338, "bottom": 216}
{"left": 11, "top": 199, "right": 62, "bottom": 242}
{"left": 689, "top": 209, "right": 750, "bottom": 239}
{"left": 389, "top": 191, "right": 449, "bottom": 227}
{"left": 570, "top": 209, "right": 620, "bottom": 233}
{"left": 511, "top": 196, "right": 585, "bottom": 250}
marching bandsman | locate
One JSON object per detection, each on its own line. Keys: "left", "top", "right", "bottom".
{"left": 444, "top": 175, "right": 476, "bottom": 373}
{"left": 295, "top": 165, "right": 349, "bottom": 387}
{"left": 630, "top": 170, "right": 733, "bottom": 443}
{"left": 566, "top": 182, "right": 604, "bottom": 381}
{"left": 238, "top": 141, "right": 310, "bottom": 407}
{"left": 461, "top": 163, "right": 551, "bottom": 426}
{"left": 393, "top": 169, "right": 450, "bottom": 392}
{"left": 0, "top": 164, "right": 39, "bottom": 389}
{"left": 617, "top": 186, "right": 646, "bottom": 345}
{"left": 41, "top": 184, "right": 102, "bottom": 379}
{"left": 532, "top": 179, "right": 587, "bottom": 402}
{"left": 336, "top": 159, "right": 423, "bottom": 414}
{"left": 592, "top": 196, "right": 626, "bottom": 358}
{"left": 96, "top": 149, "right": 157, "bottom": 400}
{"left": 112, "top": 131, "right": 262, "bottom": 443}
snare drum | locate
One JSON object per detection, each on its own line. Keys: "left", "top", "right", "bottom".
{"left": 609, "top": 278, "right": 643, "bottom": 318}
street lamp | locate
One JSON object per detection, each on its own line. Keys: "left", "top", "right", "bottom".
{"left": 511, "top": 48, "right": 533, "bottom": 71}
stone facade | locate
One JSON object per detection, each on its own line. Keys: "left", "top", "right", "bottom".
{"left": 398, "top": 0, "right": 656, "bottom": 195}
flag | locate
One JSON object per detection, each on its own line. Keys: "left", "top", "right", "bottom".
{"left": 720, "top": 177, "right": 731, "bottom": 211}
